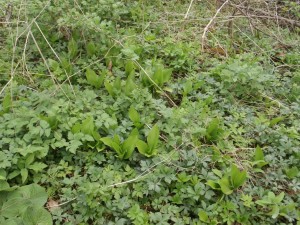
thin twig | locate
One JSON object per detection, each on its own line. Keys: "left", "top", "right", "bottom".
{"left": 201, "top": 0, "right": 229, "bottom": 52}
{"left": 184, "top": 0, "right": 195, "bottom": 19}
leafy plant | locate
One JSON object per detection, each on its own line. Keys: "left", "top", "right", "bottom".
{"left": 0, "top": 184, "right": 52, "bottom": 225}
{"left": 207, "top": 164, "right": 247, "bottom": 195}
{"left": 101, "top": 129, "right": 139, "bottom": 159}
{"left": 136, "top": 124, "right": 160, "bottom": 157}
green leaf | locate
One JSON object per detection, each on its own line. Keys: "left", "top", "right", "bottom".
{"left": 147, "top": 124, "right": 159, "bottom": 151}
{"left": 136, "top": 140, "right": 149, "bottom": 156}
{"left": 269, "top": 117, "right": 285, "bottom": 127}
{"left": 86, "top": 68, "right": 102, "bottom": 88}
{"left": 86, "top": 41, "right": 96, "bottom": 57}
{"left": 22, "top": 206, "right": 53, "bottom": 225}
{"left": 285, "top": 167, "right": 299, "bottom": 179}
{"left": 104, "top": 81, "right": 115, "bottom": 97}
{"left": 219, "top": 177, "right": 233, "bottom": 195}
{"left": 124, "top": 77, "right": 136, "bottom": 96}
{"left": 101, "top": 137, "right": 121, "bottom": 154}
{"left": 274, "top": 192, "right": 284, "bottom": 204}
{"left": 2, "top": 93, "right": 12, "bottom": 114}
{"left": 129, "top": 107, "right": 140, "bottom": 124}
{"left": 68, "top": 38, "right": 78, "bottom": 59}
{"left": 81, "top": 116, "right": 95, "bottom": 136}
{"left": 206, "top": 180, "right": 220, "bottom": 190}
{"left": 125, "top": 60, "right": 135, "bottom": 76}
{"left": 231, "top": 164, "right": 247, "bottom": 189}
{"left": 254, "top": 146, "right": 264, "bottom": 161}
{"left": 198, "top": 210, "right": 209, "bottom": 222}
{"left": 122, "top": 129, "right": 139, "bottom": 159}
{"left": 21, "top": 168, "right": 28, "bottom": 184}
{"left": 25, "top": 154, "right": 35, "bottom": 167}
{"left": 27, "top": 162, "right": 47, "bottom": 172}
{"left": 269, "top": 205, "right": 280, "bottom": 219}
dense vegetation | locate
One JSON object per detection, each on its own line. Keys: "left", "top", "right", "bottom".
{"left": 0, "top": 0, "right": 299, "bottom": 224}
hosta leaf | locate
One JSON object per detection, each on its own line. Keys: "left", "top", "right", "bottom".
{"left": 136, "top": 140, "right": 149, "bottom": 156}
{"left": 147, "top": 124, "right": 159, "bottom": 151}
{"left": 86, "top": 68, "right": 102, "bottom": 89}
{"left": 206, "top": 180, "right": 220, "bottom": 190}
{"left": 101, "top": 137, "right": 121, "bottom": 153}
{"left": 231, "top": 164, "right": 247, "bottom": 189}
{"left": 128, "top": 107, "right": 140, "bottom": 124}
{"left": 122, "top": 129, "right": 139, "bottom": 159}
{"left": 219, "top": 177, "right": 233, "bottom": 195}
{"left": 86, "top": 41, "right": 96, "bottom": 56}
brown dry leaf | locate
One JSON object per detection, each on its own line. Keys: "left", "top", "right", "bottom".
{"left": 47, "top": 199, "right": 60, "bottom": 210}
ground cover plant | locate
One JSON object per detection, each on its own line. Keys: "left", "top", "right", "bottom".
{"left": 0, "top": 0, "right": 299, "bottom": 224}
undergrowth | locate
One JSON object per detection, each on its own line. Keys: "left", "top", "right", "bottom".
{"left": 0, "top": 0, "right": 299, "bottom": 224}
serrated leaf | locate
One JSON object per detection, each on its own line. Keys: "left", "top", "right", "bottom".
{"left": 147, "top": 124, "right": 159, "bottom": 151}
{"left": 81, "top": 116, "right": 94, "bottom": 136}
{"left": 22, "top": 206, "right": 53, "bottom": 225}
{"left": 125, "top": 60, "right": 135, "bottom": 76}
{"left": 124, "top": 77, "right": 136, "bottom": 96}
{"left": 25, "top": 154, "right": 35, "bottom": 167}
{"left": 21, "top": 168, "right": 28, "bottom": 184}
{"left": 86, "top": 41, "right": 96, "bottom": 56}
{"left": 27, "top": 162, "right": 47, "bottom": 172}
{"left": 68, "top": 38, "right": 78, "bottom": 59}
{"left": 2, "top": 93, "right": 12, "bottom": 114}
{"left": 104, "top": 81, "right": 115, "bottom": 97}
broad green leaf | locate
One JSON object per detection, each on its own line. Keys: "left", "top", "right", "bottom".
{"left": 231, "top": 164, "right": 247, "bottom": 189}
{"left": 125, "top": 60, "right": 135, "bottom": 76}
{"left": 219, "top": 177, "right": 233, "bottom": 195}
{"left": 198, "top": 210, "right": 209, "bottom": 222}
{"left": 21, "top": 168, "right": 28, "bottom": 184}
{"left": 206, "top": 180, "right": 220, "bottom": 190}
{"left": 86, "top": 68, "right": 102, "bottom": 89}
{"left": 269, "top": 205, "right": 280, "bottom": 219}
{"left": 25, "top": 154, "right": 35, "bottom": 167}
{"left": 104, "top": 81, "right": 115, "bottom": 97}
{"left": 71, "top": 123, "right": 81, "bottom": 134}
{"left": 124, "top": 77, "right": 136, "bottom": 96}
{"left": 136, "top": 140, "right": 149, "bottom": 156}
{"left": 147, "top": 124, "right": 159, "bottom": 151}
{"left": 122, "top": 129, "right": 139, "bottom": 159}
{"left": 212, "top": 169, "right": 222, "bottom": 178}
{"left": 81, "top": 117, "right": 94, "bottom": 136}
{"left": 162, "top": 68, "right": 172, "bottom": 83}
{"left": 254, "top": 146, "right": 264, "bottom": 161}
{"left": 27, "top": 162, "right": 47, "bottom": 172}
{"left": 86, "top": 41, "right": 96, "bottom": 56}
{"left": 269, "top": 117, "right": 285, "bottom": 127}
{"left": 0, "top": 169, "right": 6, "bottom": 180}
{"left": 0, "top": 181, "right": 10, "bottom": 191}
{"left": 285, "top": 167, "right": 299, "bottom": 179}
{"left": 114, "top": 77, "right": 121, "bottom": 91}
{"left": 22, "top": 206, "right": 53, "bottom": 225}
{"left": 128, "top": 107, "right": 140, "bottom": 124}
{"left": 2, "top": 93, "right": 12, "bottom": 114}
{"left": 101, "top": 137, "right": 121, "bottom": 153}
{"left": 68, "top": 38, "right": 78, "bottom": 59}
{"left": 274, "top": 192, "right": 284, "bottom": 204}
